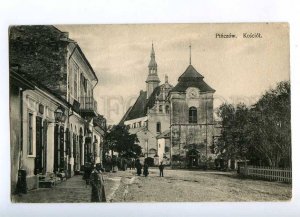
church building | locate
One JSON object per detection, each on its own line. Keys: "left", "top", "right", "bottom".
{"left": 120, "top": 44, "right": 216, "bottom": 168}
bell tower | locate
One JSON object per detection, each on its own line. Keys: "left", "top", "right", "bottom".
{"left": 146, "top": 43, "right": 160, "bottom": 99}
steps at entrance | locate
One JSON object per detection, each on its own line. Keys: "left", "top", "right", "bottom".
{"left": 38, "top": 174, "right": 63, "bottom": 188}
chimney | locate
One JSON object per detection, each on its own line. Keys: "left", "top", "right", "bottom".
{"left": 165, "top": 75, "right": 168, "bottom": 83}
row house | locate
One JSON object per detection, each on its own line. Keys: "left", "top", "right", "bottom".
{"left": 9, "top": 26, "right": 106, "bottom": 192}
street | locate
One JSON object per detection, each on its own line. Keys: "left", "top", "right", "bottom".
{"left": 12, "top": 168, "right": 291, "bottom": 203}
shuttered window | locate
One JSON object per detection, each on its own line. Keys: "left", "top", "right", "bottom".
{"left": 28, "top": 113, "right": 33, "bottom": 155}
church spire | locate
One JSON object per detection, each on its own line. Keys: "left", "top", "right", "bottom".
{"left": 151, "top": 42, "right": 155, "bottom": 57}
{"left": 148, "top": 42, "right": 157, "bottom": 71}
{"left": 146, "top": 42, "right": 160, "bottom": 99}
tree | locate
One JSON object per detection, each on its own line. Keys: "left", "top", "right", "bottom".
{"left": 104, "top": 125, "right": 141, "bottom": 158}
{"left": 215, "top": 81, "right": 291, "bottom": 168}
{"left": 214, "top": 103, "right": 251, "bottom": 163}
{"left": 249, "top": 81, "right": 291, "bottom": 167}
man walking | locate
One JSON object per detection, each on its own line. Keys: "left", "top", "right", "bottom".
{"left": 159, "top": 162, "right": 164, "bottom": 177}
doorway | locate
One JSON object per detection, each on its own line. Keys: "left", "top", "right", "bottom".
{"left": 186, "top": 149, "right": 199, "bottom": 168}
{"left": 34, "top": 117, "right": 47, "bottom": 175}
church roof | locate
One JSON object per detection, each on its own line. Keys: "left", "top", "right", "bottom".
{"left": 148, "top": 43, "right": 157, "bottom": 68}
{"left": 145, "top": 86, "right": 161, "bottom": 110}
{"left": 120, "top": 90, "right": 148, "bottom": 124}
{"left": 120, "top": 81, "right": 173, "bottom": 124}
{"left": 179, "top": 64, "right": 204, "bottom": 81}
{"left": 171, "top": 64, "right": 215, "bottom": 93}
{"left": 118, "top": 105, "right": 133, "bottom": 125}
{"left": 148, "top": 58, "right": 157, "bottom": 68}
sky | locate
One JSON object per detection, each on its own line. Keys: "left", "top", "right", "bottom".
{"left": 57, "top": 23, "right": 290, "bottom": 125}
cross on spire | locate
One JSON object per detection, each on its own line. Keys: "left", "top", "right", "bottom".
{"left": 189, "top": 42, "right": 192, "bottom": 65}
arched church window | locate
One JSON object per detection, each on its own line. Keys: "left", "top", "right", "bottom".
{"left": 156, "top": 122, "right": 161, "bottom": 133}
{"left": 189, "top": 107, "right": 197, "bottom": 123}
{"left": 166, "top": 105, "right": 170, "bottom": 114}
{"left": 149, "top": 148, "right": 157, "bottom": 155}
{"left": 159, "top": 105, "right": 163, "bottom": 113}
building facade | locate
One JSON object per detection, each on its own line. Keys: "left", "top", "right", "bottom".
{"left": 169, "top": 64, "right": 215, "bottom": 168}
{"left": 10, "top": 69, "right": 35, "bottom": 193}
{"left": 9, "top": 26, "right": 106, "bottom": 191}
{"left": 121, "top": 44, "right": 216, "bottom": 167}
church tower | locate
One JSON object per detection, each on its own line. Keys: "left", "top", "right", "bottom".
{"left": 146, "top": 43, "right": 160, "bottom": 99}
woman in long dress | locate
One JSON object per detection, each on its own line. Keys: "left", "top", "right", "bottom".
{"left": 143, "top": 163, "right": 149, "bottom": 177}
{"left": 136, "top": 159, "right": 142, "bottom": 176}
{"left": 90, "top": 165, "right": 106, "bottom": 202}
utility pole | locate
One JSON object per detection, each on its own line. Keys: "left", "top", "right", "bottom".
{"left": 205, "top": 94, "right": 208, "bottom": 167}
{"left": 170, "top": 101, "right": 173, "bottom": 168}
{"left": 146, "top": 139, "right": 149, "bottom": 158}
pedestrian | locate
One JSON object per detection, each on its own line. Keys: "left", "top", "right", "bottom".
{"left": 136, "top": 159, "right": 142, "bottom": 176}
{"left": 96, "top": 163, "right": 104, "bottom": 172}
{"left": 143, "top": 163, "right": 149, "bottom": 177}
{"left": 129, "top": 159, "right": 132, "bottom": 170}
{"left": 90, "top": 164, "right": 106, "bottom": 202}
{"left": 123, "top": 158, "right": 128, "bottom": 171}
{"left": 159, "top": 162, "right": 164, "bottom": 177}
{"left": 83, "top": 162, "right": 92, "bottom": 187}
{"left": 131, "top": 159, "right": 135, "bottom": 170}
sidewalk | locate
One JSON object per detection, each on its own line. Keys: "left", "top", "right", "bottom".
{"left": 12, "top": 172, "right": 121, "bottom": 203}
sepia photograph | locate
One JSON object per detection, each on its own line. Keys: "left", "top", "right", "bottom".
{"left": 9, "top": 23, "right": 291, "bottom": 203}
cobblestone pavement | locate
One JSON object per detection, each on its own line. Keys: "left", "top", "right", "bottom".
{"left": 12, "top": 168, "right": 292, "bottom": 202}
{"left": 113, "top": 168, "right": 292, "bottom": 202}
{"left": 12, "top": 170, "right": 134, "bottom": 203}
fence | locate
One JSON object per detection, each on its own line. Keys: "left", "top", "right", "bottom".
{"left": 240, "top": 166, "right": 292, "bottom": 183}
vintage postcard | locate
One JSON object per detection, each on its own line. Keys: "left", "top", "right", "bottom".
{"left": 9, "top": 23, "right": 291, "bottom": 203}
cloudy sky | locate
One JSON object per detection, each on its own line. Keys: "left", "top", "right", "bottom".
{"left": 57, "top": 23, "right": 289, "bottom": 125}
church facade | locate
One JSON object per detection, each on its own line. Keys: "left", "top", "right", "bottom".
{"left": 120, "top": 44, "right": 216, "bottom": 168}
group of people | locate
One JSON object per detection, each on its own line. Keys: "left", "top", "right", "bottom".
{"left": 135, "top": 159, "right": 149, "bottom": 177}
{"left": 135, "top": 159, "right": 165, "bottom": 177}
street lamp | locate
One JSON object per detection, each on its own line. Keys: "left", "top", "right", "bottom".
{"left": 54, "top": 106, "right": 67, "bottom": 123}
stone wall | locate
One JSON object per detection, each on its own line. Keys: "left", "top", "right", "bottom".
{"left": 10, "top": 83, "right": 21, "bottom": 194}
{"left": 148, "top": 112, "right": 170, "bottom": 151}
{"left": 170, "top": 91, "right": 215, "bottom": 164}
{"left": 9, "top": 26, "right": 69, "bottom": 99}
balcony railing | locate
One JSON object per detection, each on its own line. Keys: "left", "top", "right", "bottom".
{"left": 93, "top": 115, "right": 107, "bottom": 131}
{"left": 79, "top": 97, "right": 97, "bottom": 116}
